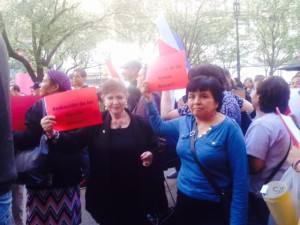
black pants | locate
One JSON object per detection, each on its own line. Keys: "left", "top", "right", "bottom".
{"left": 175, "top": 190, "right": 229, "bottom": 225}
{"left": 247, "top": 192, "right": 270, "bottom": 225}
{"left": 80, "top": 147, "right": 90, "bottom": 180}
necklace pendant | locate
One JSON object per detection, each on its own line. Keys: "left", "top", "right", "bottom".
{"left": 115, "top": 124, "right": 122, "bottom": 129}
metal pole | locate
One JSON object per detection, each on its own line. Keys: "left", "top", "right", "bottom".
{"left": 233, "top": 0, "right": 241, "bottom": 80}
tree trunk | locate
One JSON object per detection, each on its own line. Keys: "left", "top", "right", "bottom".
{"left": 0, "top": 12, "right": 38, "bottom": 81}
{"left": 36, "top": 66, "right": 44, "bottom": 81}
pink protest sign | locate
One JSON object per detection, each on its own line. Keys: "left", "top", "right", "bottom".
{"left": 14, "top": 73, "right": 33, "bottom": 95}
{"left": 146, "top": 51, "right": 188, "bottom": 91}
{"left": 45, "top": 87, "right": 102, "bottom": 131}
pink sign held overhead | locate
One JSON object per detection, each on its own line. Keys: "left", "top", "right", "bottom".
{"left": 146, "top": 51, "right": 188, "bottom": 92}
{"left": 45, "top": 87, "right": 102, "bottom": 131}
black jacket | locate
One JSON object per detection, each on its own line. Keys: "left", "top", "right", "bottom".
{"left": 49, "top": 110, "right": 165, "bottom": 223}
{"left": 0, "top": 34, "right": 17, "bottom": 195}
{"left": 14, "top": 99, "right": 81, "bottom": 187}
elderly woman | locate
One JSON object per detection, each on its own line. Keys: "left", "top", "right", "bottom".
{"left": 246, "top": 76, "right": 291, "bottom": 225}
{"left": 13, "top": 70, "right": 82, "bottom": 225}
{"left": 143, "top": 74, "right": 248, "bottom": 225}
{"left": 41, "top": 79, "right": 159, "bottom": 225}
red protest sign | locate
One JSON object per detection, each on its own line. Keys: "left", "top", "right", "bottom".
{"left": 11, "top": 96, "right": 41, "bottom": 131}
{"left": 146, "top": 51, "right": 188, "bottom": 91}
{"left": 45, "top": 87, "right": 102, "bottom": 131}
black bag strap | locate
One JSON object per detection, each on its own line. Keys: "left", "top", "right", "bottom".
{"left": 263, "top": 138, "right": 291, "bottom": 184}
{"left": 189, "top": 120, "right": 227, "bottom": 200}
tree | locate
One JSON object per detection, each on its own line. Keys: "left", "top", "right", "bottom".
{"left": 244, "top": 0, "right": 300, "bottom": 75}
{"left": 1, "top": 0, "right": 121, "bottom": 81}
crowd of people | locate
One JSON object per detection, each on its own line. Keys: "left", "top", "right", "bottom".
{"left": 1, "top": 30, "right": 300, "bottom": 225}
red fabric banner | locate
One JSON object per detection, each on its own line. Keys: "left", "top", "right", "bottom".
{"left": 45, "top": 88, "right": 102, "bottom": 131}
{"left": 105, "top": 58, "right": 120, "bottom": 79}
{"left": 157, "top": 39, "right": 178, "bottom": 56}
{"left": 11, "top": 96, "right": 41, "bottom": 131}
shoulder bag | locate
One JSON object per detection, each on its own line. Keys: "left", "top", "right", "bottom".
{"left": 14, "top": 100, "right": 52, "bottom": 187}
{"left": 189, "top": 120, "right": 231, "bottom": 224}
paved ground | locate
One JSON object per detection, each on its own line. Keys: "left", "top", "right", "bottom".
{"left": 80, "top": 168, "right": 178, "bottom": 225}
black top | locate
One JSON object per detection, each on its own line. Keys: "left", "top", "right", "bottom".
{"left": 127, "top": 83, "right": 141, "bottom": 112}
{"left": 13, "top": 99, "right": 81, "bottom": 187}
{"left": 49, "top": 110, "right": 165, "bottom": 225}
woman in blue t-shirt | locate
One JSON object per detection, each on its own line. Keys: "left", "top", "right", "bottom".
{"left": 142, "top": 67, "right": 248, "bottom": 225}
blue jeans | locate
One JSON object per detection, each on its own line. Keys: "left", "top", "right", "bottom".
{"left": 0, "top": 191, "right": 12, "bottom": 225}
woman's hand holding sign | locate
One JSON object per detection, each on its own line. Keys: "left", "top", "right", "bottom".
{"left": 41, "top": 116, "right": 57, "bottom": 137}
{"left": 141, "top": 82, "right": 152, "bottom": 103}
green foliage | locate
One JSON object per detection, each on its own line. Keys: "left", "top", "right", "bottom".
{"left": 2, "top": 0, "right": 300, "bottom": 80}
{"left": 2, "top": 0, "right": 115, "bottom": 79}
{"left": 244, "top": 0, "right": 300, "bottom": 75}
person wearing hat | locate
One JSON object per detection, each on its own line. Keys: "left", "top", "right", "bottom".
{"left": 13, "top": 69, "right": 82, "bottom": 225}
{"left": 121, "top": 60, "right": 142, "bottom": 112}
{"left": 30, "top": 82, "right": 41, "bottom": 96}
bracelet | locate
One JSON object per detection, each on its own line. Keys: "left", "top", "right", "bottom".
{"left": 292, "top": 158, "right": 300, "bottom": 171}
{"left": 46, "top": 130, "right": 59, "bottom": 140}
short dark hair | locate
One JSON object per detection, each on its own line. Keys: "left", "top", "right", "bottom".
{"left": 244, "top": 77, "right": 253, "bottom": 84}
{"left": 233, "top": 77, "right": 243, "bottom": 88}
{"left": 254, "top": 75, "right": 265, "bottom": 82}
{"left": 186, "top": 76, "right": 224, "bottom": 112}
{"left": 121, "top": 60, "right": 142, "bottom": 70}
{"left": 188, "top": 64, "right": 229, "bottom": 90}
{"left": 223, "top": 68, "right": 230, "bottom": 76}
{"left": 11, "top": 84, "right": 20, "bottom": 92}
{"left": 101, "top": 79, "right": 128, "bottom": 97}
{"left": 257, "top": 76, "right": 289, "bottom": 113}
{"left": 73, "top": 68, "right": 87, "bottom": 78}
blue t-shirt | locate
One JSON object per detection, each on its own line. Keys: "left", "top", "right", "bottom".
{"left": 146, "top": 102, "right": 248, "bottom": 225}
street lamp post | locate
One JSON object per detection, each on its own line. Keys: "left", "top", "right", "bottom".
{"left": 233, "top": 0, "right": 241, "bottom": 80}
